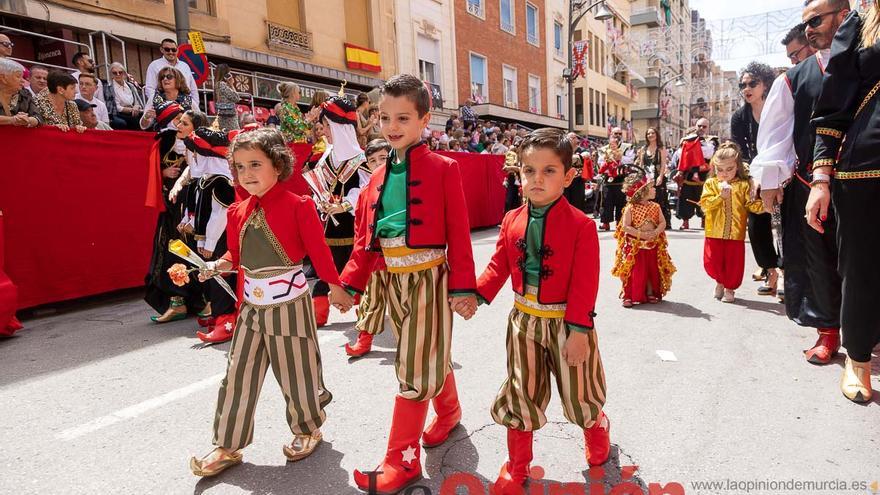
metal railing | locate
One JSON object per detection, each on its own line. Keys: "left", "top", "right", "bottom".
{"left": 88, "top": 31, "right": 127, "bottom": 81}
{"left": 1, "top": 25, "right": 92, "bottom": 74}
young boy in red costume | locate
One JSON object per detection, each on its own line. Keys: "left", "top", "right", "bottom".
{"left": 345, "top": 139, "right": 392, "bottom": 358}
{"left": 337, "top": 74, "right": 477, "bottom": 494}
{"left": 475, "top": 128, "right": 610, "bottom": 494}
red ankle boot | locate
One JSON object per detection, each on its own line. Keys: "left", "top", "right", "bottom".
{"left": 601, "top": 223, "right": 611, "bottom": 231}
{"left": 804, "top": 328, "right": 840, "bottom": 365}
{"left": 680, "top": 219, "right": 690, "bottom": 230}
{"left": 584, "top": 412, "right": 611, "bottom": 466}
{"left": 422, "top": 371, "right": 462, "bottom": 448}
{"left": 492, "top": 429, "right": 534, "bottom": 495}
{"left": 313, "top": 295, "right": 330, "bottom": 327}
{"left": 197, "top": 314, "right": 235, "bottom": 343}
{"left": 353, "top": 396, "right": 429, "bottom": 494}
{"left": 345, "top": 331, "right": 374, "bottom": 357}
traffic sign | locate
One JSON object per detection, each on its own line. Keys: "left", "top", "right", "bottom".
{"left": 178, "top": 43, "right": 209, "bottom": 86}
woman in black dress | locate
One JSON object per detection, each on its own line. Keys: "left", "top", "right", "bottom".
{"left": 637, "top": 127, "right": 671, "bottom": 228}
{"left": 807, "top": 7, "right": 880, "bottom": 403}
{"left": 144, "top": 102, "right": 207, "bottom": 323}
{"left": 730, "top": 61, "right": 779, "bottom": 295}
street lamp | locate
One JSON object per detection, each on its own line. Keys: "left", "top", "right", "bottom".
{"left": 655, "top": 74, "right": 685, "bottom": 120}
{"left": 564, "top": 0, "right": 614, "bottom": 133}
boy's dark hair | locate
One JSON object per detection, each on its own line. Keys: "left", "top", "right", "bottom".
{"left": 47, "top": 70, "right": 77, "bottom": 94}
{"left": 517, "top": 128, "right": 573, "bottom": 171}
{"left": 160, "top": 38, "right": 177, "bottom": 46}
{"left": 781, "top": 23, "right": 807, "bottom": 46}
{"left": 381, "top": 74, "right": 431, "bottom": 117}
{"left": 365, "top": 139, "right": 391, "bottom": 158}
{"left": 229, "top": 127, "right": 294, "bottom": 181}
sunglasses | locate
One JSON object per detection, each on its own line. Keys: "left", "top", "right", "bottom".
{"left": 162, "top": 46, "right": 178, "bottom": 53}
{"left": 161, "top": 73, "right": 176, "bottom": 81}
{"left": 738, "top": 80, "right": 760, "bottom": 90}
{"left": 804, "top": 9, "right": 840, "bottom": 29}
{"left": 111, "top": 70, "right": 125, "bottom": 75}
{"left": 0, "top": 41, "right": 13, "bottom": 48}
{"left": 787, "top": 44, "right": 808, "bottom": 61}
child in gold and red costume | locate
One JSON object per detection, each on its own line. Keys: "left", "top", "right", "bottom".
{"left": 475, "top": 128, "right": 610, "bottom": 495}
{"left": 611, "top": 171, "right": 676, "bottom": 308}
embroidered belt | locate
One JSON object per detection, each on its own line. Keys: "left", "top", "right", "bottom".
{"left": 514, "top": 285, "right": 566, "bottom": 319}
{"left": 326, "top": 237, "right": 355, "bottom": 246}
{"left": 379, "top": 236, "right": 446, "bottom": 274}
{"left": 242, "top": 265, "right": 307, "bottom": 307}
{"left": 835, "top": 169, "right": 880, "bottom": 180}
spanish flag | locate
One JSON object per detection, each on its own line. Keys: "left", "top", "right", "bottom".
{"left": 344, "top": 43, "right": 382, "bottom": 73}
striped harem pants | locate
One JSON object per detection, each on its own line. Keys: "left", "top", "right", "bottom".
{"left": 355, "top": 270, "right": 390, "bottom": 336}
{"left": 212, "top": 294, "right": 332, "bottom": 450}
{"left": 385, "top": 264, "right": 453, "bottom": 402}
{"left": 491, "top": 308, "right": 606, "bottom": 431}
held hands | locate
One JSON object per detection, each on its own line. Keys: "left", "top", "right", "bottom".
{"left": 329, "top": 285, "right": 354, "bottom": 313}
{"left": 805, "top": 183, "right": 831, "bottom": 234}
{"left": 562, "top": 331, "right": 588, "bottom": 367}
{"left": 448, "top": 294, "right": 477, "bottom": 320}
{"left": 163, "top": 165, "right": 181, "bottom": 179}
{"left": 198, "top": 248, "right": 214, "bottom": 259}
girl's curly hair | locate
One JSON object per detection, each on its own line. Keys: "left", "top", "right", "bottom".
{"left": 229, "top": 127, "right": 294, "bottom": 181}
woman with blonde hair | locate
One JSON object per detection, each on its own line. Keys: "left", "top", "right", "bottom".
{"left": 276, "top": 81, "right": 309, "bottom": 143}
{"left": 806, "top": 3, "right": 880, "bottom": 403}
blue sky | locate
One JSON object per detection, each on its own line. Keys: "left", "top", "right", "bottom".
{"left": 688, "top": 0, "right": 804, "bottom": 70}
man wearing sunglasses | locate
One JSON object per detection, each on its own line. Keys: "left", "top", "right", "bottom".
{"left": 782, "top": 23, "right": 816, "bottom": 65}
{"left": 750, "top": 0, "right": 849, "bottom": 367}
{"left": 144, "top": 38, "right": 200, "bottom": 111}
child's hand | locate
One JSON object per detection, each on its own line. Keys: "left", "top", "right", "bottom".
{"left": 330, "top": 285, "right": 354, "bottom": 313}
{"left": 720, "top": 186, "right": 731, "bottom": 199}
{"left": 562, "top": 331, "right": 588, "bottom": 367}
{"left": 448, "top": 295, "right": 477, "bottom": 320}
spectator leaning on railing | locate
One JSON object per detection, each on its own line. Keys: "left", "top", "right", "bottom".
{"left": 36, "top": 71, "right": 85, "bottom": 132}
{"left": 0, "top": 58, "right": 41, "bottom": 128}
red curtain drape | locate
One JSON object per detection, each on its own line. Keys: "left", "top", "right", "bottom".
{"left": 0, "top": 128, "right": 504, "bottom": 311}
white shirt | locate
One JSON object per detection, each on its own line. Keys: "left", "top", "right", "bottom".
{"left": 751, "top": 50, "right": 829, "bottom": 190}
{"left": 113, "top": 80, "right": 135, "bottom": 107}
{"left": 78, "top": 93, "right": 110, "bottom": 123}
{"left": 144, "top": 57, "right": 200, "bottom": 111}
{"left": 71, "top": 70, "right": 105, "bottom": 103}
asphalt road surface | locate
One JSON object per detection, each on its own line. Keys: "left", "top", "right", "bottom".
{"left": 2, "top": 223, "right": 878, "bottom": 495}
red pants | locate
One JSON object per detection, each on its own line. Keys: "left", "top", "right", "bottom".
{"left": 624, "top": 248, "right": 661, "bottom": 303}
{"left": 703, "top": 238, "right": 745, "bottom": 290}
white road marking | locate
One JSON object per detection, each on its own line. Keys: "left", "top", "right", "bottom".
{"left": 56, "top": 332, "right": 347, "bottom": 441}
{"left": 56, "top": 372, "right": 224, "bottom": 441}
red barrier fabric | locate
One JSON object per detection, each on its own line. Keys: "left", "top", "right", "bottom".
{"left": 0, "top": 211, "right": 22, "bottom": 335}
{"left": 0, "top": 127, "right": 158, "bottom": 309}
{"left": 437, "top": 151, "right": 506, "bottom": 229}
{"left": 0, "top": 128, "right": 504, "bottom": 310}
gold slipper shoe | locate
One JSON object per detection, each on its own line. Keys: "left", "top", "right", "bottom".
{"left": 283, "top": 429, "right": 322, "bottom": 462}
{"left": 190, "top": 447, "right": 243, "bottom": 477}
{"left": 841, "top": 356, "right": 873, "bottom": 403}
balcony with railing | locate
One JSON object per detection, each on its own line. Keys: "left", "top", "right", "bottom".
{"left": 266, "top": 21, "right": 313, "bottom": 57}
{"left": 467, "top": 0, "right": 485, "bottom": 18}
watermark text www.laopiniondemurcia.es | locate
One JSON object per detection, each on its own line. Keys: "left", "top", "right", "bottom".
{"left": 689, "top": 478, "right": 877, "bottom": 494}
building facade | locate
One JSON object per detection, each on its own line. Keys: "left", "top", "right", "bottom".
{"left": 628, "top": 0, "right": 692, "bottom": 147}
{"left": 570, "top": 0, "right": 637, "bottom": 143}
{"left": 1, "top": 0, "right": 395, "bottom": 113}
{"left": 393, "top": 0, "right": 459, "bottom": 128}
{"left": 454, "top": 0, "right": 566, "bottom": 128}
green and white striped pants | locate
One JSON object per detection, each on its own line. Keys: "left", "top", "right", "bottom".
{"left": 386, "top": 264, "right": 453, "bottom": 402}
{"left": 355, "top": 270, "right": 389, "bottom": 336}
{"left": 491, "top": 308, "right": 606, "bottom": 431}
{"left": 212, "top": 294, "right": 332, "bottom": 450}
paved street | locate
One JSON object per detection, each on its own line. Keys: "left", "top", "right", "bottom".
{"left": 1, "top": 224, "right": 878, "bottom": 495}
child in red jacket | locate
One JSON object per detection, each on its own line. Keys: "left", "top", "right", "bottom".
{"left": 189, "top": 127, "right": 350, "bottom": 477}
{"left": 338, "top": 75, "right": 477, "bottom": 494}
{"left": 476, "top": 128, "right": 610, "bottom": 494}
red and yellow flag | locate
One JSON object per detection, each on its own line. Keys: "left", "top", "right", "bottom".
{"left": 344, "top": 43, "right": 382, "bottom": 73}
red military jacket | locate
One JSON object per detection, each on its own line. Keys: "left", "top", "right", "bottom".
{"left": 341, "top": 143, "right": 476, "bottom": 294}
{"left": 476, "top": 197, "right": 599, "bottom": 329}
{"left": 221, "top": 182, "right": 341, "bottom": 287}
